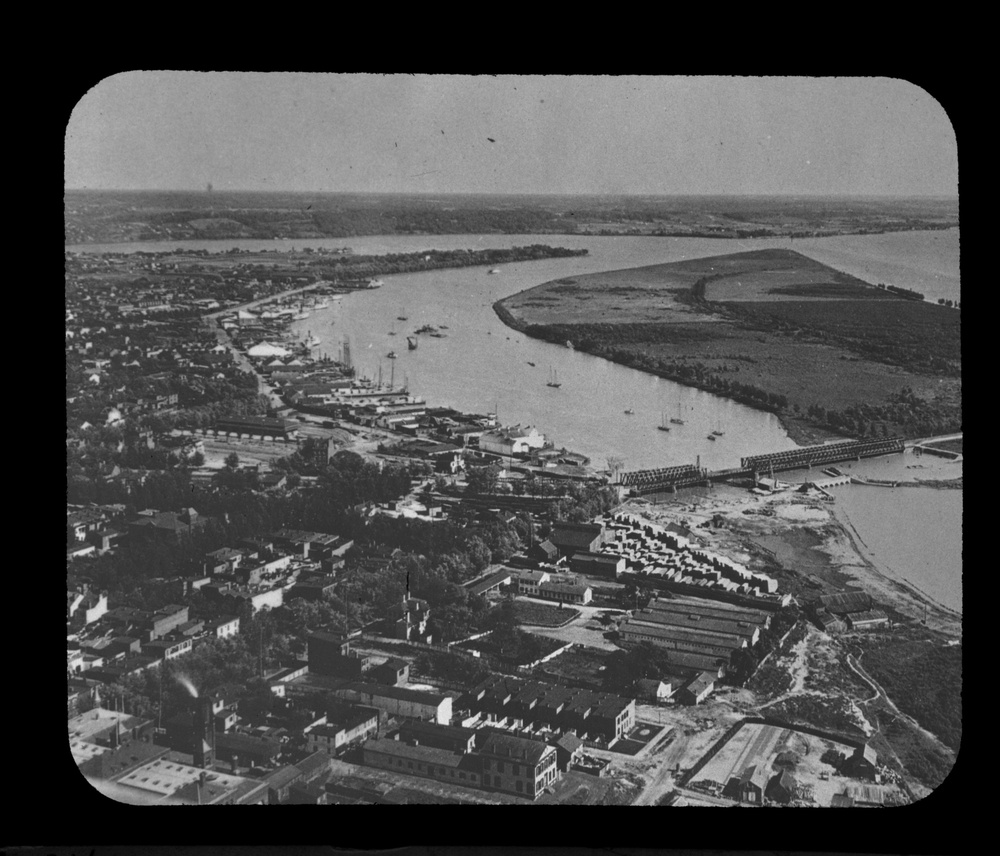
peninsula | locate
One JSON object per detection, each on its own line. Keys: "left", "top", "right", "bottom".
{"left": 495, "top": 249, "right": 961, "bottom": 445}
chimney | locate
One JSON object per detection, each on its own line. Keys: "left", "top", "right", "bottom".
{"left": 192, "top": 696, "right": 215, "bottom": 769}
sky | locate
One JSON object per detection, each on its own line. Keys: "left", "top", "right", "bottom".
{"left": 65, "top": 74, "right": 959, "bottom": 196}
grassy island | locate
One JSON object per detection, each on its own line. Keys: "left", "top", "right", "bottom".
{"left": 496, "top": 249, "right": 961, "bottom": 443}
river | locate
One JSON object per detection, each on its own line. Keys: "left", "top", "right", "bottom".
{"left": 757, "top": 451, "right": 963, "bottom": 615}
{"left": 68, "top": 230, "right": 961, "bottom": 608}
{"left": 67, "top": 229, "right": 961, "bottom": 471}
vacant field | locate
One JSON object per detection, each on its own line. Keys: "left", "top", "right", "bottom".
{"left": 513, "top": 600, "right": 580, "bottom": 627}
{"left": 703, "top": 269, "right": 886, "bottom": 303}
{"left": 532, "top": 646, "right": 612, "bottom": 690}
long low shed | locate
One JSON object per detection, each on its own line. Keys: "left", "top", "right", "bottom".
{"left": 629, "top": 610, "right": 759, "bottom": 645}
{"left": 648, "top": 597, "right": 771, "bottom": 627}
{"left": 620, "top": 619, "right": 745, "bottom": 655}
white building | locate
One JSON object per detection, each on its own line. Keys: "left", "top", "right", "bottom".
{"left": 478, "top": 425, "right": 546, "bottom": 457}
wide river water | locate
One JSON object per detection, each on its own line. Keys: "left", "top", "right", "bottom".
{"left": 69, "top": 229, "right": 961, "bottom": 612}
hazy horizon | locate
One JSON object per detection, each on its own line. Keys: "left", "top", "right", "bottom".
{"left": 66, "top": 74, "right": 958, "bottom": 197}
{"left": 65, "top": 187, "right": 959, "bottom": 199}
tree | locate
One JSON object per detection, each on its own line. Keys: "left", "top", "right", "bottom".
{"left": 225, "top": 452, "right": 240, "bottom": 469}
{"left": 466, "top": 464, "right": 500, "bottom": 495}
{"left": 190, "top": 451, "right": 206, "bottom": 467}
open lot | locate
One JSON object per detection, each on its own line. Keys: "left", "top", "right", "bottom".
{"left": 512, "top": 600, "right": 580, "bottom": 627}
{"left": 532, "top": 645, "right": 613, "bottom": 691}
{"left": 520, "top": 611, "right": 623, "bottom": 651}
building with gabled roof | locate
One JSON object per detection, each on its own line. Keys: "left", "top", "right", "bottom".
{"left": 327, "top": 681, "right": 452, "bottom": 724}
{"left": 478, "top": 731, "right": 558, "bottom": 799}
{"left": 459, "top": 675, "right": 635, "bottom": 743}
{"left": 722, "top": 763, "right": 770, "bottom": 804}
{"left": 678, "top": 671, "right": 716, "bottom": 705}
{"left": 552, "top": 732, "right": 584, "bottom": 771}
{"left": 398, "top": 720, "right": 477, "bottom": 754}
{"left": 549, "top": 522, "right": 605, "bottom": 558}
{"left": 844, "top": 743, "right": 879, "bottom": 780}
{"left": 361, "top": 738, "right": 482, "bottom": 788}
{"left": 765, "top": 769, "right": 799, "bottom": 804}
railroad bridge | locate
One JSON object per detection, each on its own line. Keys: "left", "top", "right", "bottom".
{"left": 618, "top": 437, "right": 905, "bottom": 496}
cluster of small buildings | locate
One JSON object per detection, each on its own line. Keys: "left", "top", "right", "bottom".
{"left": 812, "top": 592, "right": 890, "bottom": 633}
{"left": 67, "top": 521, "right": 358, "bottom": 712}
{"left": 721, "top": 743, "right": 882, "bottom": 807}
{"left": 601, "top": 513, "right": 781, "bottom": 598}
{"left": 71, "top": 693, "right": 337, "bottom": 804}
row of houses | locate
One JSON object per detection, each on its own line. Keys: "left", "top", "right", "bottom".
{"left": 602, "top": 512, "right": 779, "bottom": 597}
{"left": 457, "top": 675, "right": 636, "bottom": 745}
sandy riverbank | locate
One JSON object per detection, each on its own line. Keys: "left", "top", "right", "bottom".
{"left": 621, "top": 485, "right": 961, "bottom": 639}
{"left": 824, "top": 499, "right": 961, "bottom": 635}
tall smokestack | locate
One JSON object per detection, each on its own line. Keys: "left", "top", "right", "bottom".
{"left": 192, "top": 697, "right": 215, "bottom": 769}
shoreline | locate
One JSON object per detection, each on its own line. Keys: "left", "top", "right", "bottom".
{"left": 825, "top": 499, "right": 962, "bottom": 631}
{"left": 65, "top": 223, "right": 959, "bottom": 254}
{"left": 493, "top": 299, "right": 850, "bottom": 450}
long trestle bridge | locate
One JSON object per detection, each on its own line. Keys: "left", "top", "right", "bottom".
{"left": 618, "top": 437, "right": 906, "bottom": 496}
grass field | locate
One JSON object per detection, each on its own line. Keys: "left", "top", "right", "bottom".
{"left": 513, "top": 600, "right": 580, "bottom": 627}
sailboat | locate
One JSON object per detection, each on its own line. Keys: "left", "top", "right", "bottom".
{"left": 712, "top": 421, "right": 725, "bottom": 437}
{"left": 407, "top": 336, "right": 418, "bottom": 350}
{"left": 670, "top": 403, "right": 685, "bottom": 425}
{"left": 657, "top": 413, "right": 670, "bottom": 432}
{"left": 546, "top": 368, "right": 562, "bottom": 388}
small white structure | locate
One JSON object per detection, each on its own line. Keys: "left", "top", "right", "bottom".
{"left": 247, "top": 342, "right": 290, "bottom": 358}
